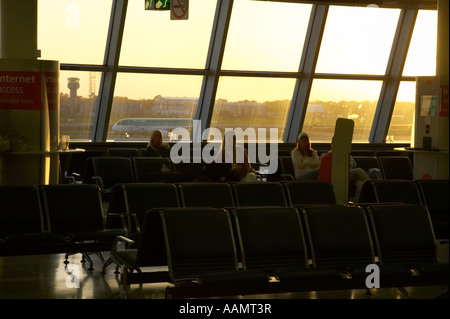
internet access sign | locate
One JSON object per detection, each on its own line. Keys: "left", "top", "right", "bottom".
{"left": 171, "top": 0, "right": 189, "bottom": 20}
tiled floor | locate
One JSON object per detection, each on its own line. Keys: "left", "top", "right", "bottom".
{"left": 0, "top": 242, "right": 448, "bottom": 300}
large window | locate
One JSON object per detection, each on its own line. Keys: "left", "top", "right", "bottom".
{"left": 403, "top": 10, "right": 438, "bottom": 76}
{"left": 60, "top": 71, "right": 101, "bottom": 140}
{"left": 34, "top": 1, "right": 439, "bottom": 144}
{"left": 38, "top": 0, "right": 112, "bottom": 64}
{"left": 387, "top": 81, "right": 416, "bottom": 143}
{"left": 211, "top": 76, "right": 296, "bottom": 142}
{"left": 316, "top": 6, "right": 400, "bottom": 75}
{"left": 107, "top": 73, "right": 203, "bottom": 141}
{"left": 119, "top": 0, "right": 216, "bottom": 68}
{"left": 222, "top": 0, "right": 311, "bottom": 72}
{"left": 305, "top": 79, "right": 383, "bottom": 143}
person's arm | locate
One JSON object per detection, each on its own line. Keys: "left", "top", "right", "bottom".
{"left": 292, "top": 149, "right": 317, "bottom": 169}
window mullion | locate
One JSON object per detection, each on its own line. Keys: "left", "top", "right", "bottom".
{"left": 369, "top": 9, "right": 417, "bottom": 143}
{"left": 92, "top": 0, "right": 127, "bottom": 142}
{"left": 284, "top": 4, "right": 328, "bottom": 143}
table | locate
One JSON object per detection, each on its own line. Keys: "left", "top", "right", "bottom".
{"left": 395, "top": 147, "right": 449, "bottom": 179}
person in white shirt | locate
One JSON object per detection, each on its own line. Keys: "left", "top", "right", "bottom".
{"left": 291, "top": 132, "right": 320, "bottom": 180}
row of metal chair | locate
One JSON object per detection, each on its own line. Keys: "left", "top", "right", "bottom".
{"left": 358, "top": 179, "right": 449, "bottom": 240}
{"left": 108, "top": 204, "right": 448, "bottom": 299}
{"left": 273, "top": 155, "right": 414, "bottom": 181}
{"left": 66, "top": 153, "right": 414, "bottom": 192}
{"left": 104, "top": 179, "right": 449, "bottom": 241}
{"left": 104, "top": 181, "right": 337, "bottom": 235}
{"left": 82, "top": 157, "right": 206, "bottom": 197}
{"left": 0, "top": 184, "right": 127, "bottom": 269}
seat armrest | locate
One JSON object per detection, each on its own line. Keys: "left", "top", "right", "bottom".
{"left": 107, "top": 212, "right": 139, "bottom": 234}
{"left": 91, "top": 176, "right": 105, "bottom": 190}
{"left": 110, "top": 235, "right": 136, "bottom": 255}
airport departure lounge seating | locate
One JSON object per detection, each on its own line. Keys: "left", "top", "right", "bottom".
{"left": 161, "top": 207, "right": 270, "bottom": 299}
{"left": 40, "top": 184, "right": 127, "bottom": 270}
{"left": 106, "top": 209, "right": 173, "bottom": 298}
{"left": 366, "top": 204, "right": 448, "bottom": 291}
{"left": 415, "top": 179, "right": 449, "bottom": 241}
{"left": 0, "top": 185, "right": 68, "bottom": 256}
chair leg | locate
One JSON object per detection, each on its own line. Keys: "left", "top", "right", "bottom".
{"left": 64, "top": 253, "right": 70, "bottom": 264}
{"left": 83, "top": 252, "right": 94, "bottom": 271}
{"left": 396, "top": 287, "right": 410, "bottom": 299}
{"left": 95, "top": 251, "right": 106, "bottom": 263}
{"left": 101, "top": 257, "right": 116, "bottom": 274}
{"left": 119, "top": 268, "right": 130, "bottom": 299}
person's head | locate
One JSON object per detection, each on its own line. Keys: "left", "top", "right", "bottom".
{"left": 297, "top": 132, "right": 311, "bottom": 156}
{"left": 149, "top": 130, "right": 163, "bottom": 147}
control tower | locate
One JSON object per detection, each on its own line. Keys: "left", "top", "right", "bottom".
{"left": 67, "top": 77, "right": 80, "bottom": 113}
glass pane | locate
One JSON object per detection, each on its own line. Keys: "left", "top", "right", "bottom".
{"left": 60, "top": 71, "right": 101, "bottom": 141}
{"left": 107, "top": 73, "right": 203, "bottom": 141}
{"left": 38, "top": 0, "right": 112, "bottom": 64}
{"left": 387, "top": 81, "right": 415, "bottom": 143}
{"left": 403, "top": 10, "right": 437, "bottom": 76}
{"left": 316, "top": 6, "right": 400, "bottom": 75}
{"left": 304, "top": 79, "right": 383, "bottom": 143}
{"left": 222, "top": 0, "right": 312, "bottom": 72}
{"left": 210, "top": 77, "right": 296, "bottom": 142}
{"left": 119, "top": 0, "right": 216, "bottom": 68}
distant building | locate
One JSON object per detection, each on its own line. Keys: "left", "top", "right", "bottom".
{"left": 152, "top": 96, "right": 198, "bottom": 117}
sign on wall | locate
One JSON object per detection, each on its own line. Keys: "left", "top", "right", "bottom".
{"left": 0, "top": 71, "right": 41, "bottom": 110}
{"left": 145, "top": 0, "right": 170, "bottom": 10}
{"left": 171, "top": 0, "right": 189, "bottom": 20}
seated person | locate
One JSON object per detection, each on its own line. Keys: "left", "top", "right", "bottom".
{"left": 146, "top": 130, "right": 171, "bottom": 157}
{"left": 213, "top": 132, "right": 257, "bottom": 182}
{"left": 319, "top": 135, "right": 370, "bottom": 202}
{"left": 291, "top": 132, "right": 320, "bottom": 180}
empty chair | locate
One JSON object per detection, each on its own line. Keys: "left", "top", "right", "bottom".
{"left": 416, "top": 179, "right": 449, "bottom": 241}
{"left": 105, "top": 209, "right": 173, "bottom": 298}
{"left": 106, "top": 147, "right": 141, "bottom": 157}
{"left": 0, "top": 185, "right": 66, "bottom": 256}
{"left": 301, "top": 205, "right": 376, "bottom": 283}
{"left": 160, "top": 207, "right": 269, "bottom": 298}
{"left": 232, "top": 207, "right": 310, "bottom": 278}
{"left": 265, "top": 156, "right": 295, "bottom": 182}
{"left": 357, "top": 180, "right": 377, "bottom": 204}
{"left": 91, "top": 157, "right": 135, "bottom": 200}
{"left": 106, "top": 183, "right": 180, "bottom": 237}
{"left": 366, "top": 204, "right": 448, "bottom": 288}
{"left": 233, "top": 205, "right": 372, "bottom": 293}
{"left": 178, "top": 182, "right": 235, "bottom": 208}
{"left": 284, "top": 181, "right": 336, "bottom": 206}
{"left": 40, "top": 184, "right": 127, "bottom": 269}
{"left": 378, "top": 156, "right": 413, "bottom": 180}
{"left": 64, "top": 150, "right": 105, "bottom": 183}
{"left": 278, "top": 156, "right": 296, "bottom": 181}
{"left": 366, "top": 180, "right": 422, "bottom": 204}
{"left": 231, "top": 182, "right": 287, "bottom": 207}
{"left": 132, "top": 157, "right": 173, "bottom": 182}
{"left": 102, "top": 183, "right": 180, "bottom": 274}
